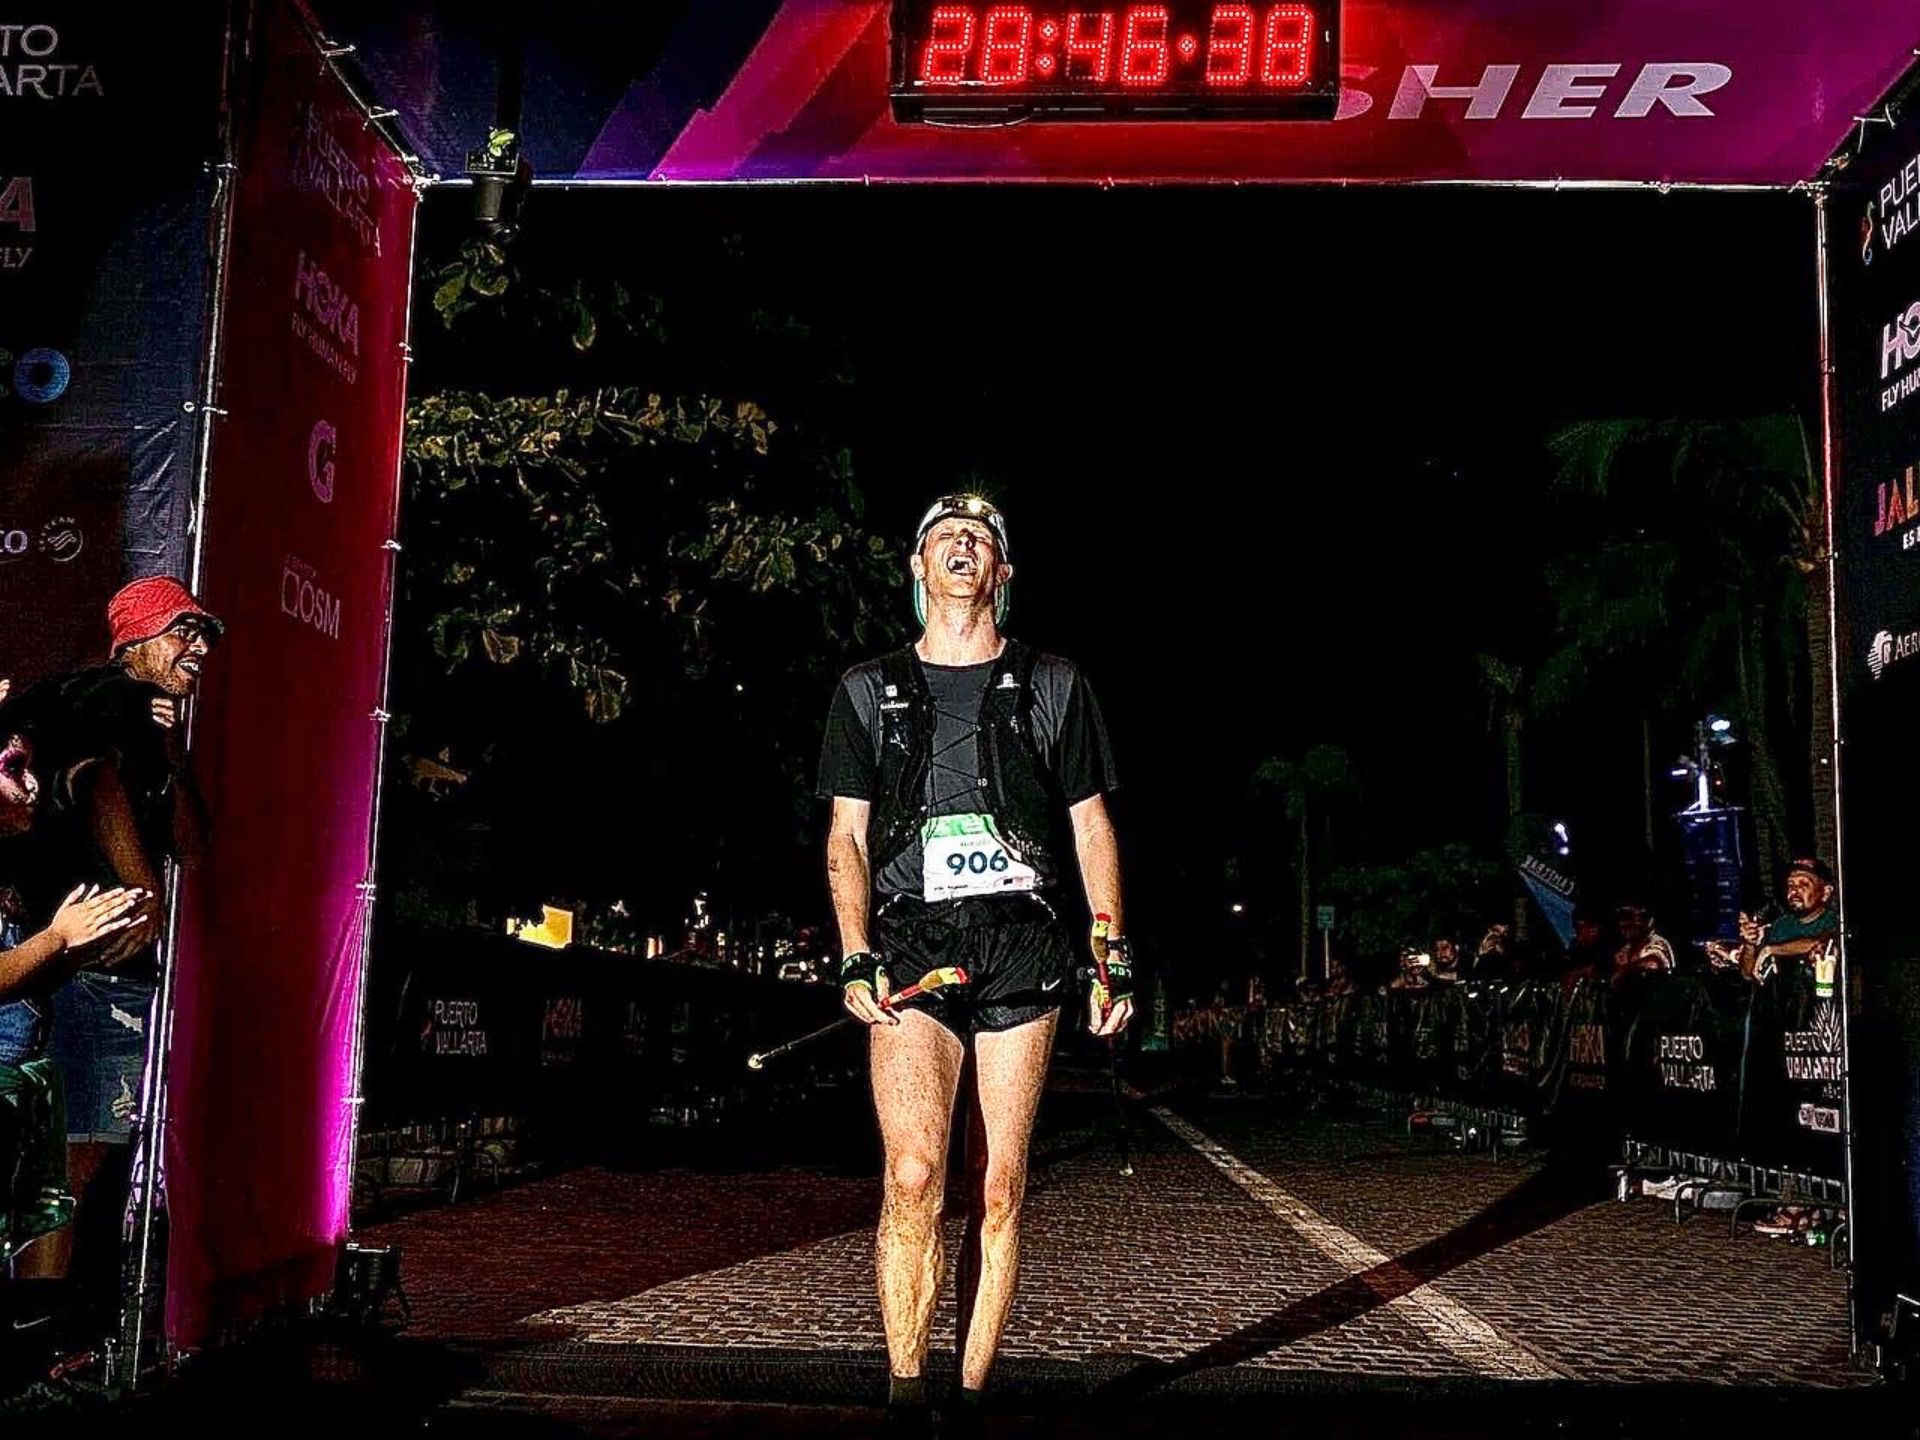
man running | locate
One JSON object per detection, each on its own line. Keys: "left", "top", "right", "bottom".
{"left": 817, "top": 494, "right": 1131, "bottom": 1422}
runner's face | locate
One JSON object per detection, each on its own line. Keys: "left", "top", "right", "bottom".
{"left": 917, "top": 519, "right": 1008, "bottom": 610}
{"left": 0, "top": 733, "right": 38, "bottom": 833}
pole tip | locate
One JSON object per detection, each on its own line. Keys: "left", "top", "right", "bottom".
{"left": 746, "top": 1055, "right": 764, "bottom": 1071}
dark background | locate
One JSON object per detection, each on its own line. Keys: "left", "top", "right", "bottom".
{"left": 398, "top": 182, "right": 1820, "bottom": 975}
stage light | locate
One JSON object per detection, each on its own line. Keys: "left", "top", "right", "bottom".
{"left": 1230, "top": 902, "right": 1245, "bottom": 914}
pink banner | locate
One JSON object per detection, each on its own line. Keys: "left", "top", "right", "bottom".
{"left": 165, "top": 0, "right": 416, "bottom": 1347}
{"left": 627, "top": 0, "right": 1920, "bottom": 185}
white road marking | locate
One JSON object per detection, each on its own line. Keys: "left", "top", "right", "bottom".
{"left": 1150, "top": 1106, "right": 1563, "bottom": 1381}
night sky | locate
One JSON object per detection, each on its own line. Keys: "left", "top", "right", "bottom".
{"left": 410, "top": 183, "right": 1818, "bottom": 960}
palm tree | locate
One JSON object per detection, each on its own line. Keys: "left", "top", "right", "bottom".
{"left": 1543, "top": 415, "right": 1830, "bottom": 877}
{"left": 1254, "top": 745, "right": 1359, "bottom": 980}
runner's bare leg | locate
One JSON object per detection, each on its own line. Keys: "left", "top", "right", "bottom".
{"left": 956, "top": 1009, "right": 1058, "bottom": 1391}
{"left": 870, "top": 1007, "right": 966, "bottom": 1379}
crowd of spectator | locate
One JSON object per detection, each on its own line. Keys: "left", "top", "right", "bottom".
{"left": 1174, "top": 856, "right": 1841, "bottom": 1087}
{"left": 1, "top": 576, "right": 220, "bottom": 1381}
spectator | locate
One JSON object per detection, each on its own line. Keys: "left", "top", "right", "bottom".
{"left": 1389, "top": 946, "right": 1433, "bottom": 992}
{"left": 0, "top": 699, "right": 148, "bottom": 1274}
{"left": 1471, "top": 922, "right": 1517, "bottom": 980}
{"left": 0, "top": 716, "right": 150, "bottom": 1021}
{"left": 1323, "top": 953, "right": 1355, "bottom": 998}
{"left": 1716, "top": 856, "right": 1839, "bottom": 983}
{"left": 1245, "top": 974, "right": 1272, "bottom": 1084}
{"left": 1210, "top": 981, "right": 1243, "bottom": 1087}
{"left": 6, "top": 578, "right": 221, "bottom": 1327}
{"left": 1431, "top": 936, "right": 1463, "bottom": 985}
{"left": 1611, "top": 900, "right": 1675, "bottom": 981}
{"left": 1561, "top": 905, "right": 1614, "bottom": 992}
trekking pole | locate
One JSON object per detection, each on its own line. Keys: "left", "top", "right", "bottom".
{"left": 747, "top": 966, "right": 969, "bottom": 1070}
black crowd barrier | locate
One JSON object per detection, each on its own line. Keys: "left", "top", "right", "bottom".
{"left": 360, "top": 927, "right": 848, "bottom": 1154}
{"left": 1254, "top": 964, "right": 1847, "bottom": 1180}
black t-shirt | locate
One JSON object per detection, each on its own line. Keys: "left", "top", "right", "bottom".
{"left": 816, "top": 646, "right": 1118, "bottom": 897}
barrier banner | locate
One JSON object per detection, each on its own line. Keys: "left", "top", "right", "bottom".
{"left": 1826, "top": 69, "right": 1920, "bottom": 1345}
{"left": 165, "top": 0, "right": 417, "bottom": 1347}
{"left": 1248, "top": 972, "right": 1844, "bottom": 1180}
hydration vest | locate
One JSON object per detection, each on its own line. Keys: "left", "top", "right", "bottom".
{"left": 867, "top": 640, "right": 1066, "bottom": 892}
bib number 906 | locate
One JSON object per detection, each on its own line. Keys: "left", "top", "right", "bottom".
{"left": 948, "top": 848, "right": 1012, "bottom": 876}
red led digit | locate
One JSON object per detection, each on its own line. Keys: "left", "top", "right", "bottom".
{"left": 980, "top": 6, "right": 1033, "bottom": 84}
{"left": 1120, "top": 6, "right": 1171, "bottom": 87}
{"left": 921, "top": 5, "right": 977, "bottom": 82}
{"left": 1064, "top": 11, "right": 1114, "bottom": 82}
{"left": 1205, "top": 4, "right": 1255, "bottom": 86}
{"left": 1260, "top": 3, "right": 1313, "bottom": 85}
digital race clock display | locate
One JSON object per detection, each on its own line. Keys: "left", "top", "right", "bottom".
{"left": 890, "top": 2, "right": 1341, "bottom": 122}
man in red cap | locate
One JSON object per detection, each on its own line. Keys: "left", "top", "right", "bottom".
{"left": 4, "top": 575, "right": 221, "bottom": 1335}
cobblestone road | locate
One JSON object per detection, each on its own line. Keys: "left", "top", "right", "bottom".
{"left": 360, "top": 1089, "right": 1866, "bottom": 1398}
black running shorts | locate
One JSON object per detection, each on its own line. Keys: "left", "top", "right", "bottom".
{"left": 873, "top": 892, "right": 1075, "bottom": 1037}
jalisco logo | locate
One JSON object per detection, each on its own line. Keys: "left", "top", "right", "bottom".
{"left": 1870, "top": 146, "right": 1920, "bottom": 265}
{"left": 308, "top": 419, "right": 337, "bottom": 503}
{"left": 1872, "top": 462, "right": 1920, "bottom": 550}
{"left": 280, "top": 554, "right": 342, "bottom": 640}
{"left": 1868, "top": 627, "right": 1920, "bottom": 680}
{"left": 291, "top": 249, "right": 361, "bottom": 385}
{"left": 1883, "top": 300, "right": 1920, "bottom": 414}
{"left": 0, "top": 25, "right": 103, "bottom": 100}
{"left": 288, "top": 102, "right": 380, "bottom": 254}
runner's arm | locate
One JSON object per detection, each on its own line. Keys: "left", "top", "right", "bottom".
{"left": 1071, "top": 793, "right": 1133, "bottom": 1036}
{"left": 827, "top": 797, "right": 892, "bottom": 1025}
{"left": 1069, "top": 793, "right": 1124, "bottom": 938}
{"left": 826, "top": 796, "right": 874, "bottom": 961}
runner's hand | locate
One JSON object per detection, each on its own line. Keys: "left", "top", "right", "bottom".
{"left": 1091, "top": 994, "right": 1134, "bottom": 1039}
{"left": 841, "top": 953, "right": 897, "bottom": 1027}
{"left": 48, "top": 883, "right": 149, "bottom": 951}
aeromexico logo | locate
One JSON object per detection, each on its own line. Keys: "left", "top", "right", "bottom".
{"left": 1869, "top": 627, "right": 1920, "bottom": 679}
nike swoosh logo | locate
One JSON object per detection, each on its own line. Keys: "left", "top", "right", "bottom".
{"left": 1042, "top": 977, "right": 1062, "bottom": 992}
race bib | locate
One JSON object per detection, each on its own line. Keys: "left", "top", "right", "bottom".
{"left": 922, "top": 813, "right": 1039, "bottom": 901}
